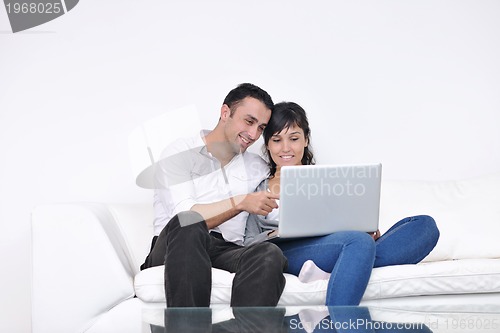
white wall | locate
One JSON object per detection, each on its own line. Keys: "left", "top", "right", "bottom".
{"left": 1, "top": 1, "right": 499, "bottom": 331}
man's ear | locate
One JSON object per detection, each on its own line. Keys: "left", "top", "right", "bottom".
{"left": 220, "top": 104, "right": 231, "bottom": 121}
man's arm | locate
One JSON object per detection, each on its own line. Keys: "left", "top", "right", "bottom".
{"left": 192, "top": 191, "right": 279, "bottom": 229}
{"left": 155, "top": 141, "right": 276, "bottom": 229}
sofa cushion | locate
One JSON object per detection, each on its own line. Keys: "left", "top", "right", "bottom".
{"left": 134, "top": 258, "right": 500, "bottom": 305}
{"left": 364, "top": 258, "right": 500, "bottom": 299}
{"left": 134, "top": 266, "right": 329, "bottom": 305}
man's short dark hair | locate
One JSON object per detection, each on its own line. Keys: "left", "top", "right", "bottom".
{"left": 223, "top": 83, "right": 274, "bottom": 115}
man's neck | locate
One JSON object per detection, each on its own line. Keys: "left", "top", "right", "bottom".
{"left": 204, "top": 129, "right": 239, "bottom": 166}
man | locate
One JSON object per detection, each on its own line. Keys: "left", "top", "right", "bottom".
{"left": 141, "top": 83, "right": 287, "bottom": 307}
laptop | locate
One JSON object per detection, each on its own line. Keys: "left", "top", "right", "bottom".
{"left": 267, "top": 163, "right": 382, "bottom": 240}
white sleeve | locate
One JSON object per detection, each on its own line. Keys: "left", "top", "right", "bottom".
{"left": 152, "top": 140, "right": 200, "bottom": 233}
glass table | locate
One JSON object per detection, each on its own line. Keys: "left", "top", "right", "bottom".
{"left": 142, "top": 305, "right": 500, "bottom": 333}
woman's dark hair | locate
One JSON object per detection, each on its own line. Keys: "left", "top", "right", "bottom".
{"left": 263, "top": 101, "right": 315, "bottom": 177}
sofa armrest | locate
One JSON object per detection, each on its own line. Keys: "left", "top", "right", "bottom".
{"left": 32, "top": 203, "right": 136, "bottom": 333}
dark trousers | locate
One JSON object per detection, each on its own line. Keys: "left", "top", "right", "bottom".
{"left": 141, "top": 211, "right": 288, "bottom": 307}
{"left": 152, "top": 307, "right": 288, "bottom": 333}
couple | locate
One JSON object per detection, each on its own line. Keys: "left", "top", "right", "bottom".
{"left": 141, "top": 83, "right": 440, "bottom": 307}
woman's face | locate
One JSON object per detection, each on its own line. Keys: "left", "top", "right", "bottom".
{"left": 267, "top": 123, "right": 308, "bottom": 168}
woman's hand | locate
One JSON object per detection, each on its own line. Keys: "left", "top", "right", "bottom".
{"left": 368, "top": 229, "right": 381, "bottom": 241}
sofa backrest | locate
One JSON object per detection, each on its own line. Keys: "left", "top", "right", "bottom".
{"left": 108, "top": 203, "right": 155, "bottom": 274}
{"left": 378, "top": 173, "right": 500, "bottom": 262}
{"left": 108, "top": 173, "right": 500, "bottom": 270}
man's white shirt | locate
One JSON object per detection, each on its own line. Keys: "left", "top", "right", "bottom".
{"left": 153, "top": 130, "right": 269, "bottom": 245}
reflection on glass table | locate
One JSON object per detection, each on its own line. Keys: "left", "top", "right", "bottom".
{"left": 143, "top": 305, "right": 500, "bottom": 333}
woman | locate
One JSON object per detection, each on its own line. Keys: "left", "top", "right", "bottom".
{"left": 245, "top": 101, "right": 440, "bottom": 306}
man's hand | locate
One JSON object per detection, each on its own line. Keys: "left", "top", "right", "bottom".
{"left": 234, "top": 191, "right": 279, "bottom": 216}
{"left": 192, "top": 191, "right": 279, "bottom": 229}
{"left": 368, "top": 229, "right": 381, "bottom": 241}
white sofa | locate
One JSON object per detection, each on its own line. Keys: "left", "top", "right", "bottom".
{"left": 31, "top": 173, "right": 500, "bottom": 333}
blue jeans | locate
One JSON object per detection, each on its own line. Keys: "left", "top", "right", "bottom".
{"left": 276, "top": 215, "right": 439, "bottom": 306}
{"left": 374, "top": 215, "right": 440, "bottom": 268}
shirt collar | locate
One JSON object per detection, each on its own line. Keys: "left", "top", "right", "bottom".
{"left": 196, "top": 129, "right": 246, "bottom": 163}
{"left": 192, "top": 129, "right": 211, "bottom": 157}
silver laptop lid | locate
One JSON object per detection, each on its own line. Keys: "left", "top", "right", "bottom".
{"left": 278, "top": 163, "right": 382, "bottom": 238}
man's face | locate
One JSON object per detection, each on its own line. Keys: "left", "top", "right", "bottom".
{"left": 221, "top": 97, "right": 271, "bottom": 153}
